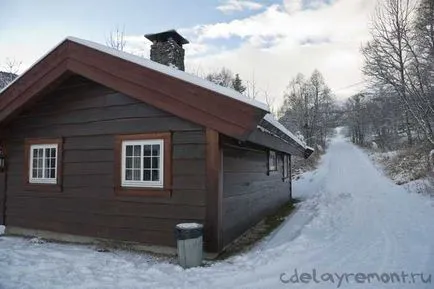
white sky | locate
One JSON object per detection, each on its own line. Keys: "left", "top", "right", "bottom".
{"left": 1, "top": 0, "right": 378, "bottom": 110}
{"left": 182, "top": 0, "right": 378, "bottom": 109}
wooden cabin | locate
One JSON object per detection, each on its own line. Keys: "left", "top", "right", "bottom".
{"left": 0, "top": 31, "right": 313, "bottom": 254}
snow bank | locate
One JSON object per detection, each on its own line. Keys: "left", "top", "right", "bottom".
{"left": 1, "top": 134, "right": 434, "bottom": 288}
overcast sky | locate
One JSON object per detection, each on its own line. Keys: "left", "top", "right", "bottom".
{"left": 0, "top": 0, "right": 377, "bottom": 108}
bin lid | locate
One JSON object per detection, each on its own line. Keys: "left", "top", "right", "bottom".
{"left": 176, "top": 223, "right": 203, "bottom": 230}
{"left": 175, "top": 223, "right": 203, "bottom": 240}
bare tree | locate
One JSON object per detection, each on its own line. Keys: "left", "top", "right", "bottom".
{"left": 0, "top": 58, "right": 21, "bottom": 89}
{"left": 279, "top": 70, "right": 335, "bottom": 147}
{"left": 362, "top": 0, "right": 434, "bottom": 145}
{"left": 263, "top": 90, "right": 276, "bottom": 116}
{"left": 3, "top": 58, "right": 21, "bottom": 74}
{"left": 206, "top": 67, "right": 234, "bottom": 88}
{"left": 106, "top": 26, "right": 126, "bottom": 51}
{"left": 246, "top": 72, "right": 259, "bottom": 100}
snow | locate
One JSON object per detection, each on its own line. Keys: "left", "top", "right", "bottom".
{"left": 1, "top": 129, "right": 434, "bottom": 288}
{"left": 263, "top": 114, "right": 309, "bottom": 149}
{"left": 176, "top": 223, "right": 203, "bottom": 229}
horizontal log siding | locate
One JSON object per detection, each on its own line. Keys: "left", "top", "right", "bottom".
{"left": 2, "top": 76, "right": 206, "bottom": 247}
{"left": 222, "top": 144, "right": 290, "bottom": 247}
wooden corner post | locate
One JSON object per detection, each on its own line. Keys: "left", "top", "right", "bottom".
{"left": 205, "top": 128, "right": 222, "bottom": 253}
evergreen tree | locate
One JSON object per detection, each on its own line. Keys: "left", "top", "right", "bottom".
{"left": 232, "top": 73, "right": 246, "bottom": 94}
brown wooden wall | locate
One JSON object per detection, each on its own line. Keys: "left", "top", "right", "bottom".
{"left": 1, "top": 76, "right": 207, "bottom": 248}
{"left": 221, "top": 144, "right": 290, "bottom": 247}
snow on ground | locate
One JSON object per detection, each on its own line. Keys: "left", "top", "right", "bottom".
{"left": 1, "top": 130, "right": 434, "bottom": 289}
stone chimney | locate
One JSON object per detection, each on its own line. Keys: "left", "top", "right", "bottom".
{"left": 145, "top": 30, "right": 189, "bottom": 71}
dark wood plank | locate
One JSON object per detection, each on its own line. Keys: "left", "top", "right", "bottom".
{"left": 7, "top": 217, "right": 177, "bottom": 246}
{"left": 221, "top": 144, "right": 290, "bottom": 246}
{"left": 7, "top": 197, "right": 205, "bottom": 220}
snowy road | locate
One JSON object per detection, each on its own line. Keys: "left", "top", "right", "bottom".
{"left": 1, "top": 132, "right": 434, "bottom": 289}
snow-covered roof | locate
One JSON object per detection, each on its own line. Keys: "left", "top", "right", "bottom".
{"left": 67, "top": 37, "right": 269, "bottom": 111}
{"left": 262, "top": 114, "right": 313, "bottom": 151}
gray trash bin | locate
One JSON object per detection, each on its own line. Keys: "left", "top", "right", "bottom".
{"left": 175, "top": 223, "right": 203, "bottom": 268}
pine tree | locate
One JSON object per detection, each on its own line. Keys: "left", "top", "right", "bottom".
{"left": 232, "top": 73, "right": 246, "bottom": 94}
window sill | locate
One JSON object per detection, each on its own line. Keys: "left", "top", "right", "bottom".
{"left": 24, "top": 183, "right": 62, "bottom": 192}
{"left": 115, "top": 187, "right": 171, "bottom": 198}
{"left": 267, "top": 170, "right": 279, "bottom": 176}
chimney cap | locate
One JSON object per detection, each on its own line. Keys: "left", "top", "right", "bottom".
{"left": 145, "top": 29, "right": 189, "bottom": 46}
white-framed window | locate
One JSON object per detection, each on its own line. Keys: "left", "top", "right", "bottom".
{"left": 268, "top": 150, "right": 277, "bottom": 172}
{"left": 121, "top": 139, "right": 164, "bottom": 188}
{"left": 29, "top": 144, "right": 58, "bottom": 184}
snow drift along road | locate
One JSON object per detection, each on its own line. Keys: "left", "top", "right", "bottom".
{"left": 0, "top": 130, "right": 433, "bottom": 289}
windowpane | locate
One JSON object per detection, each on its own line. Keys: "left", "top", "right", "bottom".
{"left": 32, "top": 159, "right": 38, "bottom": 168}
{"left": 51, "top": 148, "right": 56, "bottom": 158}
{"left": 269, "top": 151, "right": 277, "bottom": 171}
{"left": 133, "top": 145, "right": 141, "bottom": 157}
{"left": 37, "top": 169, "right": 43, "bottom": 178}
{"left": 51, "top": 158, "right": 56, "bottom": 168}
{"left": 126, "top": 157, "right": 132, "bottom": 169}
{"left": 50, "top": 168, "right": 56, "bottom": 179}
{"left": 143, "top": 157, "right": 151, "bottom": 169}
{"left": 44, "top": 168, "right": 50, "bottom": 178}
{"left": 45, "top": 158, "right": 51, "bottom": 169}
{"left": 143, "top": 145, "right": 152, "bottom": 156}
{"left": 126, "top": 145, "right": 133, "bottom": 157}
{"left": 32, "top": 169, "right": 37, "bottom": 178}
{"left": 152, "top": 169, "right": 159, "bottom": 181}
{"left": 143, "top": 169, "right": 151, "bottom": 181}
{"left": 151, "top": 145, "right": 160, "bottom": 156}
{"left": 152, "top": 157, "right": 159, "bottom": 169}
{"left": 133, "top": 157, "right": 140, "bottom": 169}
{"left": 133, "top": 169, "right": 140, "bottom": 181}
{"left": 125, "top": 169, "right": 132, "bottom": 180}
{"left": 46, "top": 148, "right": 51, "bottom": 158}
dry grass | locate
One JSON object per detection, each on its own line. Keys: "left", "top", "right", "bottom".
{"left": 292, "top": 149, "right": 323, "bottom": 179}
{"left": 374, "top": 143, "right": 432, "bottom": 185}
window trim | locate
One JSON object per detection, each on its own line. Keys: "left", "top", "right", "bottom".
{"left": 29, "top": 143, "right": 58, "bottom": 184}
{"left": 121, "top": 139, "right": 164, "bottom": 188}
{"left": 24, "top": 138, "right": 63, "bottom": 192}
{"left": 114, "top": 132, "right": 172, "bottom": 197}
